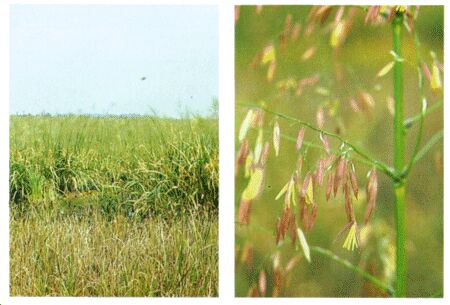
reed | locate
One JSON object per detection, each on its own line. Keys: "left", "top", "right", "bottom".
{"left": 10, "top": 114, "right": 218, "bottom": 296}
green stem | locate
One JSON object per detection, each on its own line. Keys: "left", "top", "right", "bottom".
{"left": 392, "top": 14, "right": 407, "bottom": 298}
{"left": 311, "top": 246, "right": 394, "bottom": 295}
{"left": 410, "top": 129, "right": 443, "bottom": 165}
{"left": 261, "top": 127, "right": 378, "bottom": 169}
{"left": 237, "top": 103, "right": 399, "bottom": 181}
{"left": 238, "top": 221, "right": 395, "bottom": 295}
{"left": 394, "top": 184, "right": 406, "bottom": 297}
{"left": 403, "top": 100, "right": 442, "bottom": 129}
{"left": 402, "top": 24, "right": 427, "bottom": 178}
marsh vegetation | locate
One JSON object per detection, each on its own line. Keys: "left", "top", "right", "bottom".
{"left": 10, "top": 115, "right": 218, "bottom": 296}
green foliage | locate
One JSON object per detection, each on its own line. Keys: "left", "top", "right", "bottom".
{"left": 10, "top": 115, "right": 218, "bottom": 296}
{"left": 10, "top": 115, "right": 218, "bottom": 218}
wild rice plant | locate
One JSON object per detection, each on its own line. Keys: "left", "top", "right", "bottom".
{"left": 236, "top": 5, "right": 443, "bottom": 297}
{"left": 10, "top": 114, "right": 218, "bottom": 296}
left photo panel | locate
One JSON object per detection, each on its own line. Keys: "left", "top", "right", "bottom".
{"left": 9, "top": 5, "right": 218, "bottom": 297}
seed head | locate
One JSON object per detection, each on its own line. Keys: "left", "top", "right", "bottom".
{"left": 316, "top": 106, "right": 325, "bottom": 129}
{"left": 275, "top": 180, "right": 289, "bottom": 201}
{"left": 316, "top": 158, "right": 325, "bottom": 186}
{"left": 358, "top": 91, "right": 375, "bottom": 110}
{"left": 238, "top": 198, "right": 252, "bottom": 225}
{"left": 307, "top": 204, "right": 319, "bottom": 231}
{"left": 253, "top": 129, "right": 264, "bottom": 164}
{"left": 348, "top": 162, "right": 359, "bottom": 199}
{"left": 273, "top": 121, "right": 280, "bottom": 156}
{"left": 302, "top": 173, "right": 314, "bottom": 205}
{"left": 330, "top": 20, "right": 346, "bottom": 48}
{"left": 284, "top": 175, "right": 296, "bottom": 208}
{"left": 334, "top": 157, "right": 345, "bottom": 197}
{"left": 297, "top": 156, "right": 303, "bottom": 174}
{"left": 342, "top": 222, "right": 359, "bottom": 251}
{"left": 344, "top": 180, "right": 354, "bottom": 222}
{"left": 283, "top": 14, "right": 293, "bottom": 37}
{"left": 431, "top": 63, "right": 442, "bottom": 90}
{"left": 241, "top": 166, "right": 265, "bottom": 202}
{"left": 261, "top": 142, "right": 270, "bottom": 166}
{"left": 258, "top": 271, "right": 267, "bottom": 296}
{"left": 239, "top": 109, "right": 254, "bottom": 142}
{"left": 236, "top": 139, "right": 249, "bottom": 173}
{"left": 297, "top": 227, "right": 311, "bottom": 262}
{"left": 272, "top": 270, "right": 282, "bottom": 297}
{"left": 421, "top": 62, "right": 432, "bottom": 82}
{"left": 290, "top": 23, "right": 301, "bottom": 42}
{"left": 247, "top": 286, "right": 259, "bottom": 297}
{"left": 364, "top": 169, "right": 378, "bottom": 224}
{"left": 267, "top": 61, "right": 277, "bottom": 82}
{"left": 376, "top": 61, "right": 395, "bottom": 78}
{"left": 364, "top": 6, "right": 381, "bottom": 24}
{"left": 296, "top": 128, "right": 305, "bottom": 151}
{"left": 281, "top": 207, "right": 291, "bottom": 238}
{"left": 275, "top": 217, "right": 281, "bottom": 245}
{"left": 285, "top": 255, "right": 301, "bottom": 273}
{"left": 302, "top": 46, "right": 317, "bottom": 61}
{"left": 319, "top": 133, "right": 331, "bottom": 155}
{"left": 244, "top": 152, "right": 254, "bottom": 178}
{"left": 261, "top": 43, "right": 276, "bottom": 65}
{"left": 299, "top": 74, "right": 320, "bottom": 87}
{"left": 289, "top": 214, "right": 297, "bottom": 245}
{"left": 334, "top": 6, "right": 345, "bottom": 27}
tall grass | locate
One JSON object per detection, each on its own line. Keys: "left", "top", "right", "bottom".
{"left": 10, "top": 115, "right": 218, "bottom": 296}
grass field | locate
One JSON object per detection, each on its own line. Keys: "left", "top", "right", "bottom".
{"left": 10, "top": 115, "right": 218, "bottom": 296}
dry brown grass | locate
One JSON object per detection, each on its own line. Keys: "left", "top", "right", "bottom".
{"left": 10, "top": 210, "right": 217, "bottom": 296}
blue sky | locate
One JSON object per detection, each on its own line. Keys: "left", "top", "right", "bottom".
{"left": 10, "top": 5, "right": 218, "bottom": 117}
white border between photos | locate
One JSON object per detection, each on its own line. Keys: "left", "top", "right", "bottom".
{"left": 0, "top": 0, "right": 448, "bottom": 304}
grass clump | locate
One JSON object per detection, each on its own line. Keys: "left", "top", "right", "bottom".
{"left": 10, "top": 115, "right": 218, "bottom": 296}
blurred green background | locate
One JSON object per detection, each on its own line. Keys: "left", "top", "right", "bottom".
{"left": 235, "top": 6, "right": 443, "bottom": 297}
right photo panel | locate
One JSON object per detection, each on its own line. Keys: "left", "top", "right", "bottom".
{"left": 235, "top": 6, "right": 443, "bottom": 297}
